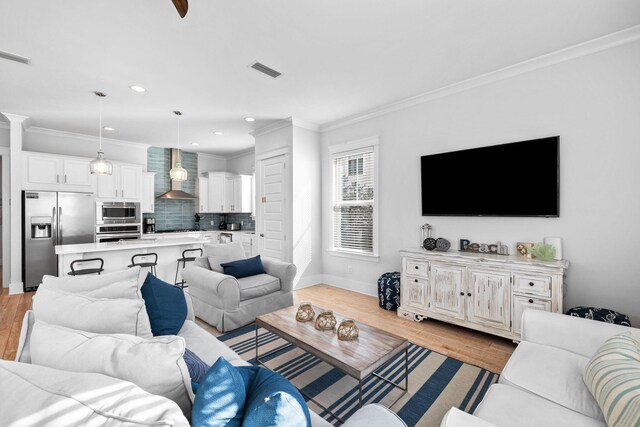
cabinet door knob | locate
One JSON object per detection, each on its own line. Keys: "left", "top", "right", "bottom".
{"left": 529, "top": 282, "right": 534, "bottom": 286}
{"left": 414, "top": 266, "right": 419, "bottom": 269}
{"left": 414, "top": 279, "right": 418, "bottom": 283}
{"left": 460, "top": 292, "right": 464, "bottom": 296}
{"left": 528, "top": 299, "right": 534, "bottom": 304}
{"left": 467, "top": 292, "right": 472, "bottom": 297}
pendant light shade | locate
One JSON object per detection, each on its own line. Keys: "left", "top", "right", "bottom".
{"left": 170, "top": 110, "right": 187, "bottom": 182}
{"left": 90, "top": 91, "right": 113, "bottom": 176}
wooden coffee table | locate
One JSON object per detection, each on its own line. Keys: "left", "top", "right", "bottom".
{"left": 255, "top": 305, "right": 409, "bottom": 421}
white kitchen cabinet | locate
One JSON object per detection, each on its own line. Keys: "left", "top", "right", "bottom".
{"left": 141, "top": 172, "right": 156, "bottom": 213}
{"left": 96, "top": 162, "right": 143, "bottom": 201}
{"left": 24, "top": 152, "right": 93, "bottom": 190}
{"left": 207, "top": 172, "right": 227, "bottom": 213}
{"left": 206, "top": 172, "right": 253, "bottom": 213}
{"left": 197, "top": 177, "right": 209, "bottom": 213}
{"left": 398, "top": 249, "right": 568, "bottom": 340}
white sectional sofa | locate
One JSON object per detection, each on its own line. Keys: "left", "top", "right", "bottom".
{"left": 3, "top": 269, "right": 405, "bottom": 427}
{"left": 442, "top": 309, "right": 640, "bottom": 427}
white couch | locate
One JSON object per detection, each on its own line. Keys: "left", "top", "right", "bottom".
{"left": 7, "top": 271, "right": 405, "bottom": 427}
{"left": 441, "top": 309, "right": 640, "bottom": 427}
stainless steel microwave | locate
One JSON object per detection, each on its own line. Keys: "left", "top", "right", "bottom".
{"left": 96, "top": 201, "right": 141, "bottom": 225}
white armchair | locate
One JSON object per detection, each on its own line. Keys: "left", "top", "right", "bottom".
{"left": 181, "top": 242, "right": 295, "bottom": 332}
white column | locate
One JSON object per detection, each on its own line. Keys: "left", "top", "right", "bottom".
{"left": 1, "top": 113, "right": 28, "bottom": 294}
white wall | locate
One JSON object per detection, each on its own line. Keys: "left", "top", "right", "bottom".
{"left": 292, "top": 126, "right": 323, "bottom": 285}
{"left": 226, "top": 150, "right": 255, "bottom": 175}
{"left": 23, "top": 127, "right": 148, "bottom": 165}
{"left": 0, "top": 127, "right": 8, "bottom": 147}
{"left": 197, "top": 153, "right": 227, "bottom": 175}
{"left": 321, "top": 41, "right": 640, "bottom": 324}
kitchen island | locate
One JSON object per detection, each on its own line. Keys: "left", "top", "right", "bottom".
{"left": 55, "top": 237, "right": 212, "bottom": 284}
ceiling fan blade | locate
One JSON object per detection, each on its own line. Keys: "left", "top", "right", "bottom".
{"left": 171, "top": 0, "right": 189, "bottom": 18}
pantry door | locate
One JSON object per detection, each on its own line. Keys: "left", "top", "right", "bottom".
{"left": 256, "top": 151, "right": 289, "bottom": 262}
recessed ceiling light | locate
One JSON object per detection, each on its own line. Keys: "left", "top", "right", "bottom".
{"left": 103, "top": 126, "right": 115, "bottom": 131}
{"left": 214, "top": 131, "right": 223, "bottom": 136}
{"left": 191, "top": 142, "right": 199, "bottom": 146}
{"left": 129, "top": 85, "right": 146, "bottom": 92}
{"left": 244, "top": 117, "right": 255, "bottom": 122}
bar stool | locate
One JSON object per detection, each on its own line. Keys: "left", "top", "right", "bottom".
{"left": 175, "top": 248, "right": 203, "bottom": 288}
{"left": 128, "top": 253, "right": 158, "bottom": 276}
{"left": 68, "top": 258, "right": 104, "bottom": 276}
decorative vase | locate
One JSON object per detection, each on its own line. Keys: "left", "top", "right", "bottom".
{"left": 296, "top": 303, "right": 315, "bottom": 322}
{"left": 337, "top": 318, "right": 359, "bottom": 341}
{"left": 315, "top": 310, "right": 337, "bottom": 330}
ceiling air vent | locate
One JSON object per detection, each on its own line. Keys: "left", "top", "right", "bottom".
{"left": 0, "top": 50, "right": 30, "bottom": 65}
{"left": 250, "top": 61, "right": 282, "bottom": 79}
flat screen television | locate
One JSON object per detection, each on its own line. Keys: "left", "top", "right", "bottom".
{"left": 421, "top": 136, "right": 559, "bottom": 217}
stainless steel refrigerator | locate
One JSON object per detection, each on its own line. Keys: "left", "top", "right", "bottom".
{"left": 22, "top": 191, "right": 95, "bottom": 290}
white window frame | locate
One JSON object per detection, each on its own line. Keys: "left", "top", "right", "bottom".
{"left": 328, "top": 136, "right": 379, "bottom": 261}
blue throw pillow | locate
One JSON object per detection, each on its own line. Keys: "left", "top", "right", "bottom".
{"left": 221, "top": 255, "right": 266, "bottom": 279}
{"left": 192, "top": 357, "right": 247, "bottom": 427}
{"left": 241, "top": 366, "right": 311, "bottom": 427}
{"left": 141, "top": 273, "right": 187, "bottom": 336}
{"left": 184, "top": 348, "right": 210, "bottom": 391}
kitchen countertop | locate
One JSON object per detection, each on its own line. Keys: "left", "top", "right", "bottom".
{"left": 143, "top": 230, "right": 255, "bottom": 237}
{"left": 55, "top": 237, "right": 207, "bottom": 255}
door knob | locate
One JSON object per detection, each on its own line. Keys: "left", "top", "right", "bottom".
{"left": 260, "top": 233, "right": 264, "bottom": 237}
{"left": 459, "top": 292, "right": 464, "bottom": 296}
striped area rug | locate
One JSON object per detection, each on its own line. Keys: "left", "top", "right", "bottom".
{"left": 219, "top": 324, "right": 498, "bottom": 426}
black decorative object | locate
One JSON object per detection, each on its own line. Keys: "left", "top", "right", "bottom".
{"left": 566, "top": 307, "right": 631, "bottom": 326}
{"left": 421, "top": 224, "right": 436, "bottom": 250}
{"left": 377, "top": 272, "right": 401, "bottom": 311}
{"left": 435, "top": 238, "right": 451, "bottom": 252}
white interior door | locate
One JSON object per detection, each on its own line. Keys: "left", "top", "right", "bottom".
{"left": 257, "top": 152, "right": 288, "bottom": 261}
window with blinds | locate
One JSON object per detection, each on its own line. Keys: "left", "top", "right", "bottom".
{"left": 332, "top": 149, "right": 375, "bottom": 255}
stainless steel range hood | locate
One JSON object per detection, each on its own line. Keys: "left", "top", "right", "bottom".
{"left": 157, "top": 149, "right": 196, "bottom": 200}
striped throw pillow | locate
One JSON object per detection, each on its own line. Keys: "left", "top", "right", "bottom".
{"left": 584, "top": 332, "right": 640, "bottom": 427}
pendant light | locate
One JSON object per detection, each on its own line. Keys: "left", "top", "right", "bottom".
{"left": 170, "top": 110, "right": 188, "bottom": 181}
{"left": 89, "top": 91, "right": 113, "bottom": 175}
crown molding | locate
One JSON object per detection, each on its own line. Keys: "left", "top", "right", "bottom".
{"left": 321, "top": 25, "right": 640, "bottom": 132}
{"left": 291, "top": 118, "right": 320, "bottom": 132}
{"left": 250, "top": 118, "right": 293, "bottom": 138}
{"left": 196, "top": 152, "right": 227, "bottom": 161}
{"left": 225, "top": 147, "right": 255, "bottom": 160}
{"left": 25, "top": 126, "right": 151, "bottom": 149}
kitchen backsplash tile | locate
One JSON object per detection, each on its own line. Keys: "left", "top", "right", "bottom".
{"left": 144, "top": 147, "right": 255, "bottom": 231}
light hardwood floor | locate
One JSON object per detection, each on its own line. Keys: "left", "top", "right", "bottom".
{"left": 0, "top": 284, "right": 516, "bottom": 373}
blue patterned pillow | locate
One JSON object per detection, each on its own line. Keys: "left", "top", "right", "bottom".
{"left": 241, "top": 366, "right": 311, "bottom": 427}
{"left": 192, "top": 357, "right": 247, "bottom": 427}
{"left": 183, "top": 348, "right": 209, "bottom": 388}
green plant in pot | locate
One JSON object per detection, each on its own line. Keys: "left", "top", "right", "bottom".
{"left": 529, "top": 243, "right": 556, "bottom": 261}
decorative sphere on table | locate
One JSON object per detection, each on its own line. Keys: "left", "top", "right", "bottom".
{"left": 337, "top": 319, "right": 359, "bottom": 341}
{"left": 315, "top": 310, "right": 337, "bottom": 330}
{"left": 295, "top": 303, "right": 315, "bottom": 322}
{"left": 435, "top": 238, "right": 451, "bottom": 252}
{"left": 423, "top": 238, "right": 437, "bottom": 250}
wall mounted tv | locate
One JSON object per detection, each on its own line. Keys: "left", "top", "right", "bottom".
{"left": 421, "top": 136, "right": 559, "bottom": 217}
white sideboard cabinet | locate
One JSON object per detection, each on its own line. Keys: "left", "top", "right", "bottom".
{"left": 398, "top": 248, "right": 568, "bottom": 340}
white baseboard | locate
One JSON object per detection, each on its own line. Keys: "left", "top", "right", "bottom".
{"left": 294, "top": 274, "right": 326, "bottom": 289}
{"left": 306, "top": 274, "right": 377, "bottom": 297}
{"left": 9, "top": 282, "right": 23, "bottom": 295}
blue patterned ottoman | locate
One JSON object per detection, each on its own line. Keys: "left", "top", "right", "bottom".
{"left": 378, "top": 272, "right": 401, "bottom": 311}
{"left": 566, "top": 306, "right": 631, "bottom": 327}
